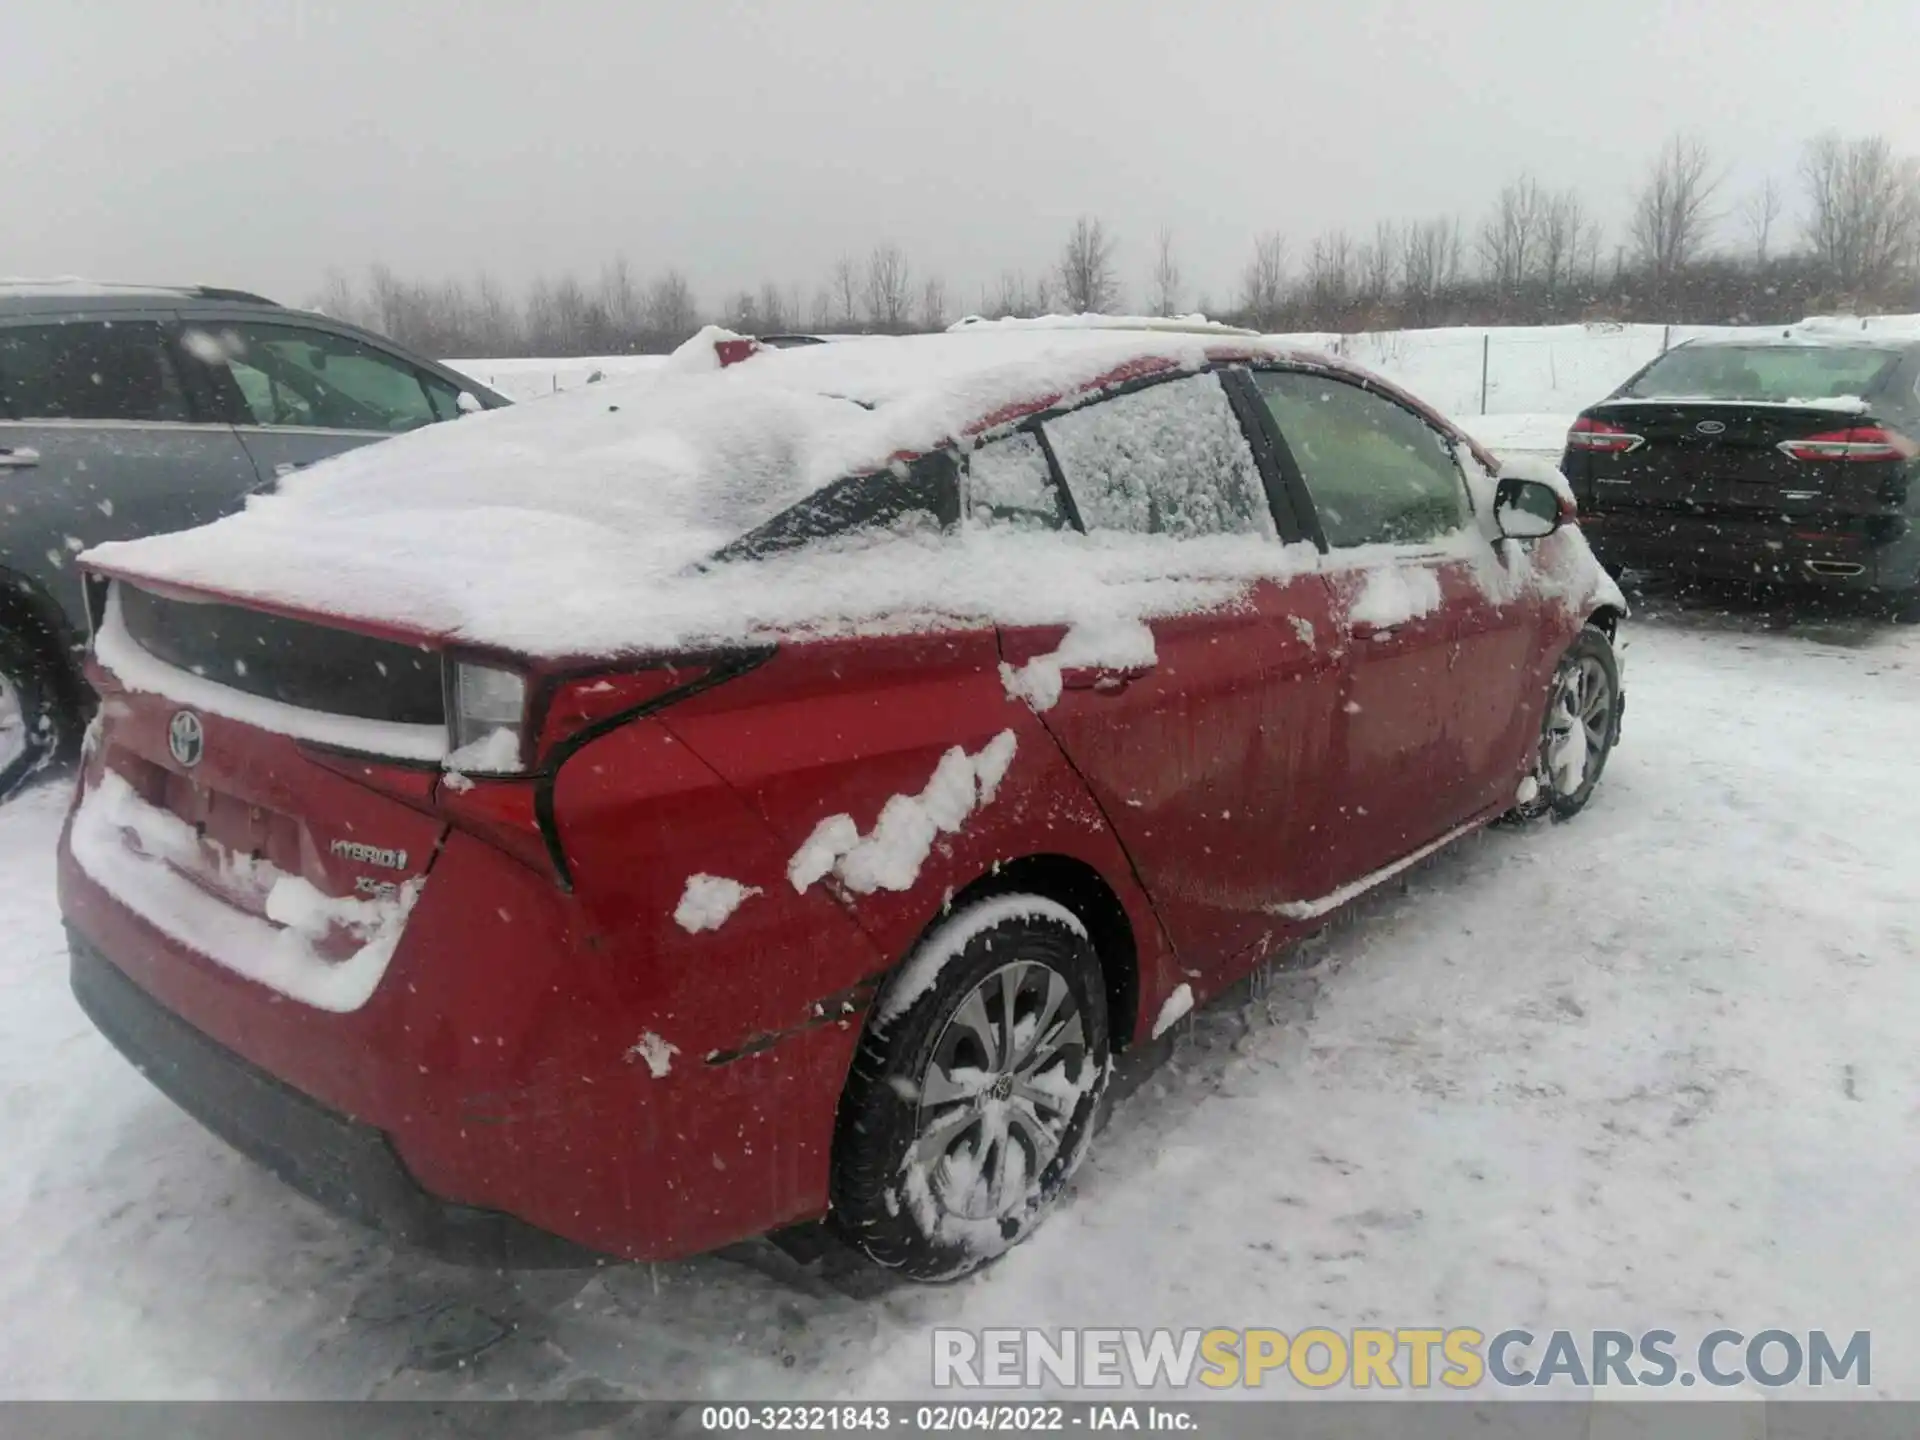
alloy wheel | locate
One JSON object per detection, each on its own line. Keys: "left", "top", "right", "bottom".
{"left": 913, "top": 960, "right": 1090, "bottom": 1224}
{"left": 1544, "top": 652, "right": 1614, "bottom": 798}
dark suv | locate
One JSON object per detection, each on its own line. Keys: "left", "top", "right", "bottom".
{"left": 0, "top": 281, "right": 506, "bottom": 793}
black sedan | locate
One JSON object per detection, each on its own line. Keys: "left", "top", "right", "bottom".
{"left": 1562, "top": 336, "right": 1920, "bottom": 602}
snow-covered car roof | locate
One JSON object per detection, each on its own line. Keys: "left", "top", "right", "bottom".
{"left": 946, "top": 314, "right": 1261, "bottom": 338}
{"left": 84, "top": 325, "right": 1451, "bottom": 660}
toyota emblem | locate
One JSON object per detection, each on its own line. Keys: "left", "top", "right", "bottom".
{"left": 1695, "top": 420, "right": 1727, "bottom": 435}
{"left": 168, "top": 710, "right": 204, "bottom": 768}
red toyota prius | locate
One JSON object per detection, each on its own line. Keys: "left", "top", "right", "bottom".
{"left": 58, "top": 322, "right": 1626, "bottom": 1280}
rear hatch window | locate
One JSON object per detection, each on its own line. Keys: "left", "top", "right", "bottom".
{"left": 119, "top": 585, "right": 444, "bottom": 726}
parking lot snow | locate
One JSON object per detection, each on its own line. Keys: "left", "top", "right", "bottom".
{"left": 2, "top": 608, "right": 1916, "bottom": 1399}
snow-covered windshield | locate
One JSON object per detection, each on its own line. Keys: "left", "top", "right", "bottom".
{"left": 1621, "top": 345, "right": 1901, "bottom": 403}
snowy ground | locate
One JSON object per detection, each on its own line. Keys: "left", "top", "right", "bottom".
{"left": 2, "top": 595, "right": 1916, "bottom": 1400}
{"left": 446, "top": 354, "right": 668, "bottom": 402}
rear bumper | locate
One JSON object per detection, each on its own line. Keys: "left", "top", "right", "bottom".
{"left": 59, "top": 805, "right": 874, "bottom": 1263}
{"left": 1584, "top": 512, "right": 1917, "bottom": 591}
{"left": 69, "top": 930, "right": 603, "bottom": 1268}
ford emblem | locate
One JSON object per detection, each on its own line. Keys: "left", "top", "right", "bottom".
{"left": 168, "top": 710, "right": 204, "bottom": 768}
{"left": 1695, "top": 420, "right": 1727, "bottom": 435}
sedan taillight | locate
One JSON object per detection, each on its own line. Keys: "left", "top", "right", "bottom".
{"left": 434, "top": 650, "right": 770, "bottom": 887}
{"left": 1776, "top": 426, "right": 1919, "bottom": 463}
{"left": 1567, "top": 416, "right": 1645, "bottom": 454}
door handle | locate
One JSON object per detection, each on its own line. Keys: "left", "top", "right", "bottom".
{"left": 1060, "top": 664, "right": 1153, "bottom": 694}
{"left": 273, "top": 461, "right": 309, "bottom": 477}
{"left": 1350, "top": 622, "right": 1396, "bottom": 641}
{"left": 0, "top": 447, "right": 40, "bottom": 469}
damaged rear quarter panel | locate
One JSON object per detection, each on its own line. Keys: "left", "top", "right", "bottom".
{"left": 659, "top": 628, "right": 1177, "bottom": 1041}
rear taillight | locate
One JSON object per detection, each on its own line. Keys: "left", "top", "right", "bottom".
{"left": 447, "top": 659, "right": 530, "bottom": 773}
{"left": 534, "top": 664, "right": 712, "bottom": 761}
{"left": 715, "top": 337, "right": 766, "bottom": 367}
{"left": 1567, "top": 416, "right": 1645, "bottom": 455}
{"left": 434, "top": 650, "right": 769, "bottom": 887}
{"left": 1776, "top": 426, "right": 1919, "bottom": 463}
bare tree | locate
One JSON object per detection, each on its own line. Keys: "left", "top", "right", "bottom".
{"left": 644, "top": 270, "right": 698, "bottom": 344}
{"left": 1630, "top": 135, "right": 1723, "bottom": 282}
{"left": 725, "top": 290, "right": 761, "bottom": 333}
{"left": 919, "top": 276, "right": 949, "bottom": 331}
{"left": 1239, "top": 231, "right": 1288, "bottom": 331}
{"left": 1303, "top": 229, "right": 1357, "bottom": 316}
{"left": 1800, "top": 135, "right": 1920, "bottom": 295}
{"left": 983, "top": 271, "right": 1043, "bottom": 319}
{"left": 1577, "top": 219, "right": 1606, "bottom": 287}
{"left": 754, "top": 282, "right": 791, "bottom": 333}
{"left": 1478, "top": 177, "right": 1547, "bottom": 291}
{"left": 596, "top": 257, "right": 647, "bottom": 349}
{"left": 1399, "top": 217, "right": 1463, "bottom": 325}
{"left": 468, "top": 274, "right": 521, "bottom": 354}
{"left": 863, "top": 244, "right": 913, "bottom": 331}
{"left": 1739, "top": 177, "right": 1784, "bottom": 266}
{"left": 830, "top": 256, "right": 861, "bottom": 328}
{"left": 1356, "top": 221, "right": 1398, "bottom": 312}
{"left": 1057, "top": 216, "right": 1120, "bottom": 314}
{"left": 313, "top": 269, "right": 364, "bottom": 325}
{"left": 1539, "top": 191, "right": 1593, "bottom": 294}
{"left": 547, "top": 274, "right": 609, "bottom": 352}
{"left": 1147, "top": 228, "right": 1182, "bottom": 317}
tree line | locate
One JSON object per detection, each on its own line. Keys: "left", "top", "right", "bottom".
{"left": 316, "top": 132, "right": 1920, "bottom": 357}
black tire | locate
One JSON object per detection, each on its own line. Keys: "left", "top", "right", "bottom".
{"left": 0, "top": 630, "right": 68, "bottom": 801}
{"left": 1507, "top": 625, "right": 1621, "bottom": 824}
{"left": 830, "top": 897, "right": 1110, "bottom": 1281}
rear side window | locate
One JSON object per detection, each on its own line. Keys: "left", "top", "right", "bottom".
{"left": 712, "top": 453, "right": 961, "bottom": 563}
{"left": 180, "top": 322, "right": 447, "bottom": 432}
{"left": 1042, "top": 373, "right": 1272, "bottom": 538}
{"left": 0, "top": 321, "right": 190, "bottom": 423}
{"left": 965, "top": 431, "right": 1065, "bottom": 531}
{"left": 1253, "top": 371, "right": 1469, "bottom": 549}
{"left": 1621, "top": 345, "right": 1901, "bottom": 403}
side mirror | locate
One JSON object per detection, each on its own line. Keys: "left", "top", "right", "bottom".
{"left": 455, "top": 390, "right": 483, "bottom": 415}
{"left": 1494, "top": 476, "right": 1564, "bottom": 540}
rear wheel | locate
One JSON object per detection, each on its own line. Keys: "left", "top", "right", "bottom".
{"left": 0, "top": 632, "right": 65, "bottom": 800}
{"left": 830, "top": 899, "right": 1109, "bottom": 1281}
{"left": 1510, "top": 626, "right": 1620, "bottom": 822}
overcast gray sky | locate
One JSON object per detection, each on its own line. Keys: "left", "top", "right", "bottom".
{"left": 9, "top": 0, "right": 1920, "bottom": 315}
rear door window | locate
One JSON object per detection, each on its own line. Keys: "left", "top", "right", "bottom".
{"left": 1252, "top": 371, "right": 1470, "bottom": 549}
{"left": 180, "top": 322, "right": 446, "bottom": 433}
{"left": 965, "top": 431, "right": 1066, "bottom": 531}
{"left": 0, "top": 321, "right": 191, "bottom": 423}
{"left": 1042, "top": 373, "right": 1272, "bottom": 538}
